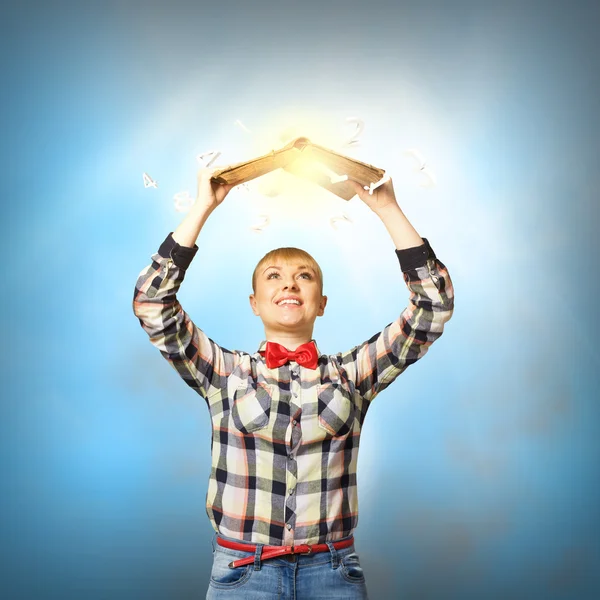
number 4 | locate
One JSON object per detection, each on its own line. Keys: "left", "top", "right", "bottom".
{"left": 143, "top": 172, "right": 158, "bottom": 188}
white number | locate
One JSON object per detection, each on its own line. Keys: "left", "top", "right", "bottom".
{"left": 405, "top": 148, "right": 426, "bottom": 170}
{"left": 234, "top": 119, "right": 252, "bottom": 134}
{"left": 173, "top": 191, "right": 194, "bottom": 213}
{"left": 330, "top": 214, "right": 353, "bottom": 230}
{"left": 345, "top": 117, "right": 364, "bottom": 147}
{"left": 419, "top": 167, "right": 437, "bottom": 187}
{"left": 250, "top": 214, "right": 270, "bottom": 233}
{"left": 142, "top": 172, "right": 158, "bottom": 188}
{"left": 196, "top": 150, "right": 221, "bottom": 168}
{"left": 363, "top": 174, "right": 391, "bottom": 195}
{"left": 404, "top": 149, "right": 437, "bottom": 187}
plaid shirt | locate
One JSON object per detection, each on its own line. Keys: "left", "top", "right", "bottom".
{"left": 133, "top": 232, "right": 454, "bottom": 546}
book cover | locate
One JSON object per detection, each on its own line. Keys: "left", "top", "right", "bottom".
{"left": 210, "top": 137, "right": 385, "bottom": 200}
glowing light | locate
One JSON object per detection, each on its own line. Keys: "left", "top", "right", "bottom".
{"left": 313, "top": 163, "right": 348, "bottom": 184}
{"left": 256, "top": 170, "right": 287, "bottom": 198}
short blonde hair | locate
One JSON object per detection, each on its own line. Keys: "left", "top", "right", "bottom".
{"left": 252, "top": 248, "right": 323, "bottom": 295}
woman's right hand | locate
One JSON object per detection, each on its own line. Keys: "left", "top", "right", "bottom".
{"left": 196, "top": 167, "right": 235, "bottom": 212}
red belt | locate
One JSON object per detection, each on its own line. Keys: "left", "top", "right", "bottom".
{"left": 217, "top": 536, "right": 354, "bottom": 568}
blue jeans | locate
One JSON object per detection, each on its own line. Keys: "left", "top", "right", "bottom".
{"left": 206, "top": 532, "right": 369, "bottom": 599}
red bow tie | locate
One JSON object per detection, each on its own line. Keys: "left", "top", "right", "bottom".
{"left": 260, "top": 341, "right": 319, "bottom": 370}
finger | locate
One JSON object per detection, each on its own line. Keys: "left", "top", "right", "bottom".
{"left": 345, "top": 179, "right": 365, "bottom": 196}
{"left": 345, "top": 178, "right": 362, "bottom": 189}
{"left": 198, "top": 166, "right": 220, "bottom": 181}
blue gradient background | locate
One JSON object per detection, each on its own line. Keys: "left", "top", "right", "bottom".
{"left": 2, "top": 1, "right": 599, "bottom": 598}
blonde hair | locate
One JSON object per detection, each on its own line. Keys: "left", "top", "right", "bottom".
{"left": 252, "top": 248, "right": 323, "bottom": 295}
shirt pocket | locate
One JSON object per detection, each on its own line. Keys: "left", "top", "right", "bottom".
{"left": 316, "top": 382, "right": 355, "bottom": 438}
{"left": 231, "top": 381, "right": 273, "bottom": 434}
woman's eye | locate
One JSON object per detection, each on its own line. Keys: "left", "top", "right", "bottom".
{"left": 266, "top": 271, "right": 312, "bottom": 280}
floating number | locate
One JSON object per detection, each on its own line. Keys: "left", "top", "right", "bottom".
{"left": 234, "top": 119, "right": 252, "bottom": 134}
{"left": 330, "top": 213, "right": 353, "bottom": 230}
{"left": 405, "top": 148, "right": 427, "bottom": 170}
{"left": 345, "top": 117, "right": 364, "bottom": 147}
{"left": 419, "top": 167, "right": 437, "bottom": 188}
{"left": 250, "top": 214, "right": 270, "bottom": 233}
{"left": 363, "top": 174, "right": 391, "bottom": 195}
{"left": 196, "top": 150, "right": 221, "bottom": 168}
{"left": 405, "top": 149, "right": 437, "bottom": 187}
{"left": 173, "top": 191, "right": 194, "bottom": 213}
{"left": 143, "top": 172, "right": 158, "bottom": 188}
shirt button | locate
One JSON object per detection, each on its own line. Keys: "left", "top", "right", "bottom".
{"left": 286, "top": 523, "right": 292, "bottom": 530}
{"left": 293, "top": 392, "right": 298, "bottom": 398}
{"left": 289, "top": 488, "right": 295, "bottom": 495}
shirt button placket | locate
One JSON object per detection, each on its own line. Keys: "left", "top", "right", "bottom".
{"left": 286, "top": 452, "right": 297, "bottom": 540}
{"left": 292, "top": 365, "right": 300, "bottom": 398}
{"left": 286, "top": 363, "right": 300, "bottom": 543}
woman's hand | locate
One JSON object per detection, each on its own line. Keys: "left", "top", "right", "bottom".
{"left": 195, "top": 167, "right": 235, "bottom": 212}
{"left": 346, "top": 177, "right": 399, "bottom": 215}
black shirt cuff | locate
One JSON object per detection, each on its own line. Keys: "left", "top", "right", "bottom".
{"left": 395, "top": 238, "right": 437, "bottom": 272}
{"left": 158, "top": 232, "right": 199, "bottom": 270}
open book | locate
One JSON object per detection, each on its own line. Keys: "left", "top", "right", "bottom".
{"left": 210, "top": 137, "right": 386, "bottom": 201}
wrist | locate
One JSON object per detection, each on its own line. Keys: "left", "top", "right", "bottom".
{"left": 373, "top": 202, "right": 403, "bottom": 219}
{"left": 191, "top": 200, "right": 216, "bottom": 218}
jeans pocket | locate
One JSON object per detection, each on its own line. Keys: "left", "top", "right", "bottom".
{"left": 317, "top": 383, "right": 355, "bottom": 437}
{"left": 339, "top": 552, "right": 366, "bottom": 583}
{"left": 209, "top": 550, "right": 253, "bottom": 588}
{"left": 231, "top": 382, "right": 272, "bottom": 434}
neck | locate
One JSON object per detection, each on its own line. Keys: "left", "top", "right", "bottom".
{"left": 265, "top": 333, "right": 314, "bottom": 351}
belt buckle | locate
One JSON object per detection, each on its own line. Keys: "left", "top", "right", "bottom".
{"left": 297, "top": 544, "right": 312, "bottom": 555}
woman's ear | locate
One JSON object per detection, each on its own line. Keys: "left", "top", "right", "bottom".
{"left": 318, "top": 295, "right": 328, "bottom": 316}
{"left": 249, "top": 294, "right": 260, "bottom": 316}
